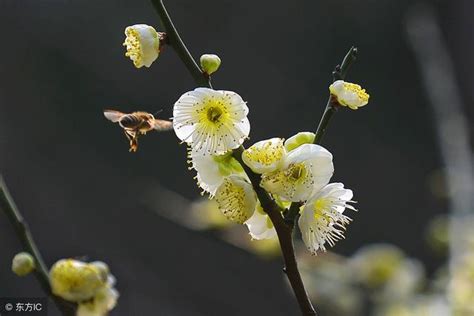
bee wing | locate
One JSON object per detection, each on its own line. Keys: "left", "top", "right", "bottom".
{"left": 103, "top": 109, "right": 124, "bottom": 123}
{"left": 152, "top": 119, "right": 173, "bottom": 131}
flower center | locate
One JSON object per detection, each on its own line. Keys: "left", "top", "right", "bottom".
{"left": 206, "top": 106, "right": 223, "bottom": 123}
{"left": 313, "top": 198, "right": 333, "bottom": 223}
{"left": 287, "top": 163, "right": 306, "bottom": 182}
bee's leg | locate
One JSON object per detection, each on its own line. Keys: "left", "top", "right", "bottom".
{"left": 124, "top": 130, "right": 139, "bottom": 152}
{"left": 130, "top": 134, "right": 139, "bottom": 152}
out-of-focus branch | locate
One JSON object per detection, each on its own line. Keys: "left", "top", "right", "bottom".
{"left": 150, "top": 0, "right": 211, "bottom": 88}
{"left": 0, "top": 175, "right": 76, "bottom": 316}
{"left": 406, "top": 5, "right": 474, "bottom": 313}
{"left": 405, "top": 5, "right": 473, "bottom": 216}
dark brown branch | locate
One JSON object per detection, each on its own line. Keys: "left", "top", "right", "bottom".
{"left": 233, "top": 147, "right": 317, "bottom": 316}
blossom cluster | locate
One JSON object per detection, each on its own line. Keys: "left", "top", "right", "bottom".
{"left": 123, "top": 24, "right": 370, "bottom": 255}
{"left": 171, "top": 86, "right": 364, "bottom": 254}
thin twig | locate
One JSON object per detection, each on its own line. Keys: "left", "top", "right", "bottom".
{"left": 285, "top": 47, "right": 358, "bottom": 224}
{"left": 0, "top": 175, "right": 76, "bottom": 316}
{"left": 313, "top": 46, "right": 357, "bottom": 145}
{"left": 150, "top": 0, "right": 211, "bottom": 88}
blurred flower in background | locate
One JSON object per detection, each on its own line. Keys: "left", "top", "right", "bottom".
{"left": 449, "top": 216, "right": 474, "bottom": 316}
{"left": 188, "top": 198, "right": 231, "bottom": 230}
{"left": 349, "top": 243, "right": 425, "bottom": 302}
{"left": 298, "top": 251, "right": 363, "bottom": 316}
{"left": 376, "top": 295, "right": 449, "bottom": 316}
{"left": 425, "top": 215, "right": 449, "bottom": 256}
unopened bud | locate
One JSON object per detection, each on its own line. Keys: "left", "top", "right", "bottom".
{"left": 12, "top": 252, "right": 35, "bottom": 276}
{"left": 200, "top": 54, "right": 221, "bottom": 75}
{"left": 284, "top": 132, "right": 315, "bottom": 152}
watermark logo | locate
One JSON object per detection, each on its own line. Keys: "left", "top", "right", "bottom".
{"left": 0, "top": 298, "right": 47, "bottom": 315}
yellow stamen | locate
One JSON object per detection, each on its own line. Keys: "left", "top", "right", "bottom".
{"left": 244, "top": 140, "right": 284, "bottom": 166}
{"left": 343, "top": 82, "right": 369, "bottom": 103}
{"left": 124, "top": 28, "right": 143, "bottom": 67}
{"left": 313, "top": 198, "right": 333, "bottom": 223}
{"left": 215, "top": 178, "right": 252, "bottom": 224}
{"left": 287, "top": 163, "right": 307, "bottom": 183}
{"left": 207, "top": 106, "right": 223, "bottom": 122}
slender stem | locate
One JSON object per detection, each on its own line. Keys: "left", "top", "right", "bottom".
{"left": 233, "top": 147, "right": 317, "bottom": 316}
{"left": 312, "top": 96, "right": 337, "bottom": 145}
{"left": 334, "top": 46, "right": 358, "bottom": 82}
{"left": 150, "top": 0, "right": 211, "bottom": 88}
{"left": 0, "top": 176, "right": 76, "bottom": 316}
{"left": 313, "top": 46, "right": 358, "bottom": 145}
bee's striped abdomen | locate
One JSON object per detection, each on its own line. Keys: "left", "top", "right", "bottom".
{"left": 119, "top": 114, "right": 142, "bottom": 129}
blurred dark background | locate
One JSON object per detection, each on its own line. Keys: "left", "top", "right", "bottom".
{"left": 0, "top": 0, "right": 472, "bottom": 315}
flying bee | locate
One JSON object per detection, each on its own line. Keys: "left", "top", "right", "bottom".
{"left": 103, "top": 109, "right": 172, "bottom": 152}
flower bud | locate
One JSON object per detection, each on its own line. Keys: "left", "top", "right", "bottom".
{"left": 329, "top": 80, "right": 369, "bottom": 110}
{"left": 284, "top": 132, "right": 315, "bottom": 152}
{"left": 123, "top": 24, "right": 162, "bottom": 68}
{"left": 200, "top": 54, "right": 221, "bottom": 75}
{"left": 50, "top": 259, "right": 106, "bottom": 302}
{"left": 12, "top": 252, "right": 35, "bottom": 276}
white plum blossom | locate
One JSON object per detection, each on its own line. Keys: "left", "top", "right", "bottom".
{"left": 298, "top": 183, "right": 355, "bottom": 254}
{"left": 123, "top": 24, "right": 161, "bottom": 68}
{"left": 215, "top": 175, "right": 257, "bottom": 224}
{"left": 329, "top": 80, "right": 369, "bottom": 110}
{"left": 173, "top": 88, "right": 250, "bottom": 155}
{"left": 189, "top": 150, "right": 244, "bottom": 196}
{"left": 245, "top": 204, "right": 277, "bottom": 240}
{"left": 242, "top": 137, "right": 286, "bottom": 174}
{"left": 260, "top": 143, "right": 334, "bottom": 202}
